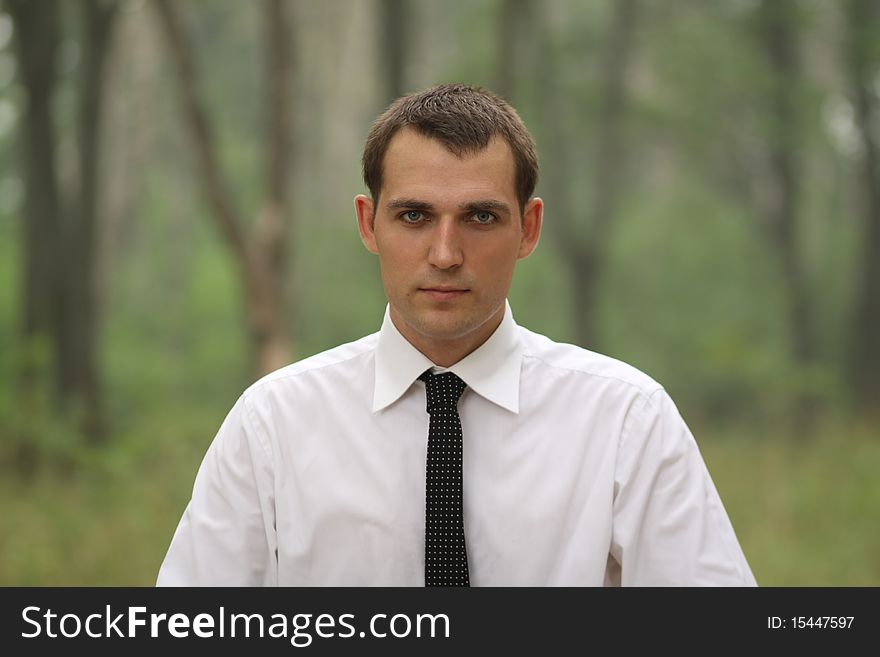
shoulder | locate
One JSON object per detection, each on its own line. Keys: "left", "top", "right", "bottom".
{"left": 242, "top": 331, "right": 378, "bottom": 402}
{"left": 517, "top": 325, "right": 663, "bottom": 399}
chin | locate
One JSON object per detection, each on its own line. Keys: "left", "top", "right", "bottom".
{"left": 419, "top": 315, "right": 488, "bottom": 341}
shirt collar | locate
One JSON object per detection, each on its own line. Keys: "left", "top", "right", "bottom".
{"left": 372, "top": 301, "right": 522, "bottom": 414}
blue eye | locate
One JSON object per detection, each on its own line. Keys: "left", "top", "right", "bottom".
{"left": 473, "top": 211, "right": 495, "bottom": 224}
{"left": 402, "top": 211, "right": 423, "bottom": 223}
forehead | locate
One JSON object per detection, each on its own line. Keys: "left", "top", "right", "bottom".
{"left": 380, "top": 128, "right": 517, "bottom": 203}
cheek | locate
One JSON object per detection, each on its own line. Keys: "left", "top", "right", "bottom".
{"left": 476, "top": 240, "right": 520, "bottom": 274}
{"left": 376, "top": 237, "right": 419, "bottom": 284}
{"left": 376, "top": 239, "right": 413, "bottom": 269}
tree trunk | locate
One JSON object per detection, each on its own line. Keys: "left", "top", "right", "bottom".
{"left": 7, "top": 0, "right": 64, "bottom": 470}
{"left": 150, "top": 0, "right": 250, "bottom": 265}
{"left": 8, "top": 0, "right": 64, "bottom": 384}
{"left": 252, "top": 0, "right": 294, "bottom": 375}
{"left": 60, "top": 0, "right": 118, "bottom": 443}
{"left": 494, "top": 0, "right": 535, "bottom": 102}
{"left": 151, "top": 0, "right": 294, "bottom": 378}
{"left": 757, "top": 0, "right": 815, "bottom": 429}
{"left": 569, "top": 0, "right": 638, "bottom": 350}
{"left": 760, "top": 0, "right": 811, "bottom": 362}
{"left": 380, "top": 0, "right": 407, "bottom": 105}
{"left": 847, "top": 0, "right": 880, "bottom": 418}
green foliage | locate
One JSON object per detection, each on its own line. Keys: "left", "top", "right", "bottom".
{"left": 600, "top": 181, "right": 793, "bottom": 420}
{"left": 294, "top": 213, "right": 387, "bottom": 358}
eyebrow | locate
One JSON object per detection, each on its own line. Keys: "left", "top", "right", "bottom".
{"left": 385, "top": 198, "right": 512, "bottom": 215}
{"left": 386, "top": 198, "right": 434, "bottom": 212}
{"left": 461, "top": 200, "right": 511, "bottom": 215}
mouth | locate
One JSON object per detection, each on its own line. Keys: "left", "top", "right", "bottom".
{"left": 419, "top": 287, "right": 469, "bottom": 301}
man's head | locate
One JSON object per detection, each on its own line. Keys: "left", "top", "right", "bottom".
{"left": 362, "top": 84, "right": 538, "bottom": 213}
{"left": 355, "top": 84, "right": 543, "bottom": 366}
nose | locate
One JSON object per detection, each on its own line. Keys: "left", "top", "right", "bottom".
{"left": 427, "top": 217, "right": 463, "bottom": 270}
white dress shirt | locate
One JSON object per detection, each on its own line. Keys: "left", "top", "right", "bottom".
{"left": 157, "top": 302, "right": 756, "bottom": 586}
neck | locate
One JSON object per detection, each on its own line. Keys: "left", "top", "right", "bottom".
{"left": 390, "top": 304, "right": 505, "bottom": 367}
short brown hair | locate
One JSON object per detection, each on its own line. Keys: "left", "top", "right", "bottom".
{"left": 362, "top": 84, "right": 539, "bottom": 212}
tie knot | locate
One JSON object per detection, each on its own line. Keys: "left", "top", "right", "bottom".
{"left": 419, "top": 370, "right": 467, "bottom": 413}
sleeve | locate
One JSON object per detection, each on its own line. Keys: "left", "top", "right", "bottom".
{"left": 609, "top": 389, "right": 757, "bottom": 586}
{"left": 156, "top": 393, "right": 278, "bottom": 586}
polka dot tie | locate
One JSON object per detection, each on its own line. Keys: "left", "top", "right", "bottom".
{"left": 419, "top": 370, "right": 470, "bottom": 587}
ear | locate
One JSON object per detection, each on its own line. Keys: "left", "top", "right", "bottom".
{"left": 355, "top": 194, "right": 379, "bottom": 255}
{"left": 517, "top": 197, "right": 543, "bottom": 260}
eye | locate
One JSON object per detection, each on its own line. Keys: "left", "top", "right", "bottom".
{"left": 472, "top": 211, "right": 496, "bottom": 224}
{"left": 401, "top": 210, "right": 424, "bottom": 223}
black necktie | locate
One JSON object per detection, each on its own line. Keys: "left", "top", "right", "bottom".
{"left": 419, "top": 370, "right": 470, "bottom": 587}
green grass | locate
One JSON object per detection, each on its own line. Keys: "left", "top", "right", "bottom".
{"left": 699, "top": 419, "right": 880, "bottom": 586}
{"left": 0, "top": 406, "right": 217, "bottom": 586}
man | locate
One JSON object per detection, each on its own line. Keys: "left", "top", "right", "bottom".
{"left": 158, "top": 84, "right": 756, "bottom": 586}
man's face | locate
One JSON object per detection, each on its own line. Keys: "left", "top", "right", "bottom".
{"left": 355, "top": 128, "right": 542, "bottom": 364}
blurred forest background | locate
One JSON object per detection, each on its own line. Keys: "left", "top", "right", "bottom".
{"left": 0, "top": 0, "right": 878, "bottom": 585}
